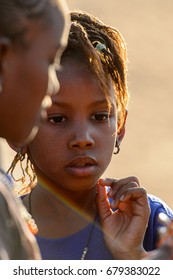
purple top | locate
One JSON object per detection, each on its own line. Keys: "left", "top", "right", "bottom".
{"left": 34, "top": 194, "right": 173, "bottom": 260}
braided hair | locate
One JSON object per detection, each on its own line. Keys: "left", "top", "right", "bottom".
{"left": 61, "top": 10, "right": 129, "bottom": 132}
{"left": 8, "top": 10, "right": 129, "bottom": 194}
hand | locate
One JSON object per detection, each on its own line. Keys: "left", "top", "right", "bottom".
{"left": 144, "top": 213, "right": 173, "bottom": 260}
{"left": 144, "top": 243, "right": 173, "bottom": 260}
{"left": 96, "top": 176, "right": 150, "bottom": 259}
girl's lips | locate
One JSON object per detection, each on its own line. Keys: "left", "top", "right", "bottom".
{"left": 66, "top": 156, "right": 98, "bottom": 177}
{"left": 65, "top": 165, "right": 97, "bottom": 177}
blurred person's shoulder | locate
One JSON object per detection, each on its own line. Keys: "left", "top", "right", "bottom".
{"left": 0, "top": 169, "right": 40, "bottom": 260}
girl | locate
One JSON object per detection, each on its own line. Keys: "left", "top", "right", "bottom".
{"left": 0, "top": 0, "right": 69, "bottom": 259}
{"left": 9, "top": 11, "right": 173, "bottom": 260}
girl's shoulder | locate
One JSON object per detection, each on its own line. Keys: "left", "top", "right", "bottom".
{"left": 147, "top": 193, "right": 173, "bottom": 219}
{"left": 143, "top": 194, "right": 173, "bottom": 251}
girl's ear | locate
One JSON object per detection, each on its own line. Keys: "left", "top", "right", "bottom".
{"left": 7, "top": 141, "right": 28, "bottom": 155}
{"left": 117, "top": 109, "right": 128, "bottom": 144}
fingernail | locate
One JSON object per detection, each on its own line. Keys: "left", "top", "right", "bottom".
{"left": 99, "top": 178, "right": 107, "bottom": 185}
{"left": 120, "top": 194, "right": 125, "bottom": 201}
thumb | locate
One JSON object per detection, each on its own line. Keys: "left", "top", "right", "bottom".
{"left": 96, "top": 183, "right": 112, "bottom": 222}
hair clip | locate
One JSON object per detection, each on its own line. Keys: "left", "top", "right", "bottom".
{"left": 93, "top": 41, "right": 106, "bottom": 52}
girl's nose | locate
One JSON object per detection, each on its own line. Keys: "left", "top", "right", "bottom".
{"left": 68, "top": 126, "right": 95, "bottom": 150}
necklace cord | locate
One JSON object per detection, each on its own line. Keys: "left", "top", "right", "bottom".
{"left": 81, "top": 213, "right": 97, "bottom": 260}
{"left": 28, "top": 187, "right": 97, "bottom": 260}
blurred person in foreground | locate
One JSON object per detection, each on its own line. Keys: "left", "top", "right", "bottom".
{"left": 0, "top": 0, "right": 69, "bottom": 259}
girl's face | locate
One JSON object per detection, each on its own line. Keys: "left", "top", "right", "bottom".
{"left": 0, "top": 7, "right": 68, "bottom": 144}
{"left": 28, "top": 60, "right": 117, "bottom": 192}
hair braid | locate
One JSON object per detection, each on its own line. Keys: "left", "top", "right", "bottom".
{"left": 63, "top": 10, "right": 129, "bottom": 132}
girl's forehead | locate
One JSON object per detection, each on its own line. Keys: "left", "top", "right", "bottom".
{"left": 57, "top": 60, "right": 116, "bottom": 104}
{"left": 51, "top": 84, "right": 116, "bottom": 116}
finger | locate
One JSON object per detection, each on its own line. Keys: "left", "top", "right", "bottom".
{"left": 96, "top": 183, "right": 112, "bottom": 222}
{"left": 99, "top": 176, "right": 140, "bottom": 197}
{"left": 99, "top": 178, "right": 119, "bottom": 187}
{"left": 108, "top": 180, "right": 140, "bottom": 208}
{"left": 119, "top": 187, "right": 147, "bottom": 202}
{"left": 99, "top": 176, "right": 140, "bottom": 187}
{"left": 109, "top": 181, "right": 140, "bottom": 207}
{"left": 110, "top": 187, "right": 148, "bottom": 209}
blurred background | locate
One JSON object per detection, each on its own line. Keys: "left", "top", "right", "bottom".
{"left": 0, "top": 0, "right": 173, "bottom": 208}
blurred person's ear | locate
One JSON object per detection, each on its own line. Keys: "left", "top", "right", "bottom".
{"left": 7, "top": 141, "right": 28, "bottom": 155}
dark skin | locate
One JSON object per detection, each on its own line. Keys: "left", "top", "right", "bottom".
{"left": 0, "top": 2, "right": 69, "bottom": 144}
{"left": 22, "top": 60, "right": 150, "bottom": 259}
{"left": 0, "top": 0, "right": 69, "bottom": 259}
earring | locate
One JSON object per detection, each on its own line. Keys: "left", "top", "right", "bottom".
{"left": 114, "top": 140, "right": 120, "bottom": 154}
{"left": 7, "top": 149, "right": 37, "bottom": 194}
{"left": 7, "top": 150, "right": 26, "bottom": 182}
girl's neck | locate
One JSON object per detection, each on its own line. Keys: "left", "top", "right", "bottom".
{"left": 25, "top": 182, "right": 97, "bottom": 238}
{"left": 36, "top": 181, "right": 97, "bottom": 217}
{"left": 33, "top": 170, "right": 98, "bottom": 216}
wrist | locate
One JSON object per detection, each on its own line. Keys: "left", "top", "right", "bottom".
{"left": 112, "top": 247, "right": 148, "bottom": 260}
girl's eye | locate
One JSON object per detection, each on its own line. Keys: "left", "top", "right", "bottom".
{"left": 91, "top": 112, "right": 109, "bottom": 122}
{"left": 48, "top": 115, "right": 66, "bottom": 124}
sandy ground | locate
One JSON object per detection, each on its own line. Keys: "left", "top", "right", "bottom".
{"left": 1, "top": 0, "right": 173, "bottom": 209}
